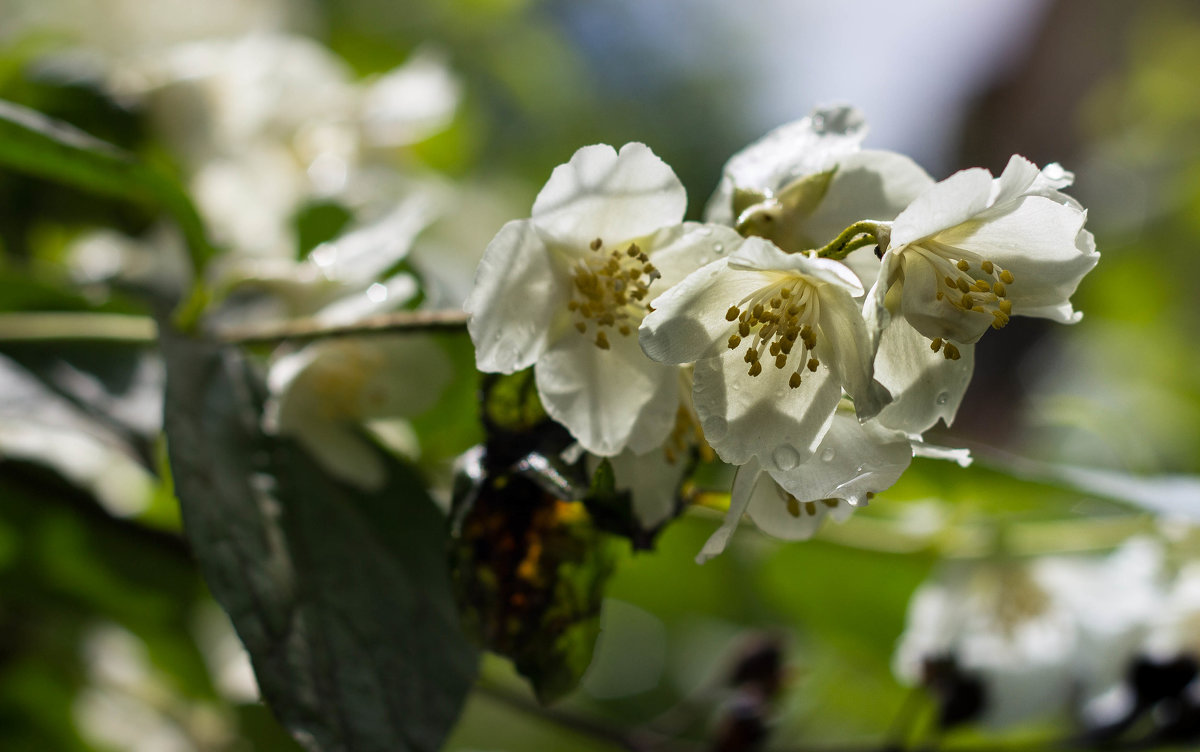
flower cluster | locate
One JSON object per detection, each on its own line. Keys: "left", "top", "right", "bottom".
{"left": 894, "top": 538, "right": 1200, "bottom": 732}
{"left": 467, "top": 106, "right": 1098, "bottom": 559}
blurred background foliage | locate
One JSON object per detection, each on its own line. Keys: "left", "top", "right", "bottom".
{"left": 1, "top": 0, "right": 1199, "bottom": 750}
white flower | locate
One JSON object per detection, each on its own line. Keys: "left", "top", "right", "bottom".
{"left": 894, "top": 540, "right": 1165, "bottom": 729}
{"left": 869, "top": 156, "right": 1097, "bottom": 354}
{"left": 695, "top": 408, "right": 914, "bottom": 562}
{"left": 894, "top": 563, "right": 1081, "bottom": 728}
{"left": 705, "top": 106, "right": 934, "bottom": 287}
{"left": 865, "top": 156, "right": 1098, "bottom": 433}
{"left": 704, "top": 105, "right": 868, "bottom": 226}
{"left": 264, "top": 335, "right": 450, "bottom": 490}
{"left": 465, "top": 142, "right": 743, "bottom": 456}
{"left": 639, "top": 237, "right": 886, "bottom": 472}
{"left": 1145, "top": 559, "right": 1200, "bottom": 662}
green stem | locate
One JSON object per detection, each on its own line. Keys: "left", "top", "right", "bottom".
{"left": 0, "top": 312, "right": 157, "bottom": 343}
{"left": 815, "top": 220, "right": 890, "bottom": 260}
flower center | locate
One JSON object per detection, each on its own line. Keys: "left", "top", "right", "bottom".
{"left": 723, "top": 277, "right": 821, "bottom": 389}
{"left": 567, "top": 237, "right": 661, "bottom": 350}
{"left": 914, "top": 242, "right": 1016, "bottom": 359}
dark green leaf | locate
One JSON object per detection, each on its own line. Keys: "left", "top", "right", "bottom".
{"left": 0, "top": 99, "right": 216, "bottom": 273}
{"left": 161, "top": 332, "right": 477, "bottom": 752}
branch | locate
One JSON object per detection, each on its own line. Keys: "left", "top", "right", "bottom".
{"left": 0, "top": 309, "right": 470, "bottom": 346}
{"left": 217, "top": 308, "right": 470, "bottom": 345}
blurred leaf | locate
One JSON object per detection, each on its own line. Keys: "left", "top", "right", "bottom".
{"left": 0, "top": 99, "right": 215, "bottom": 273}
{"left": 294, "top": 200, "right": 354, "bottom": 260}
{"left": 450, "top": 464, "right": 619, "bottom": 704}
{"left": 161, "top": 333, "right": 477, "bottom": 752}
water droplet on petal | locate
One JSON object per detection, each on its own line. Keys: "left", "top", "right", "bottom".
{"left": 310, "top": 243, "right": 338, "bottom": 269}
{"left": 820, "top": 447, "right": 836, "bottom": 462}
{"left": 935, "top": 391, "right": 949, "bottom": 406}
{"left": 772, "top": 445, "right": 800, "bottom": 471}
{"left": 702, "top": 416, "right": 728, "bottom": 441}
{"left": 713, "top": 242, "right": 724, "bottom": 254}
{"left": 366, "top": 283, "right": 389, "bottom": 302}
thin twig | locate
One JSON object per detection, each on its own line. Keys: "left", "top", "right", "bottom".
{"left": 0, "top": 309, "right": 470, "bottom": 346}
{"left": 217, "top": 308, "right": 470, "bottom": 344}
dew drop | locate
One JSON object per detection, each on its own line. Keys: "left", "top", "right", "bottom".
{"left": 820, "top": 447, "right": 836, "bottom": 462}
{"left": 772, "top": 445, "right": 800, "bottom": 471}
{"left": 935, "top": 391, "right": 949, "bottom": 406}
{"left": 702, "top": 416, "right": 728, "bottom": 441}
{"left": 310, "top": 243, "right": 338, "bottom": 268}
{"left": 713, "top": 242, "right": 724, "bottom": 254}
{"left": 366, "top": 283, "right": 389, "bottom": 303}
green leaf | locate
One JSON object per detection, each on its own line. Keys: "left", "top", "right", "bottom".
{"left": 0, "top": 99, "right": 216, "bottom": 273}
{"left": 161, "top": 332, "right": 477, "bottom": 752}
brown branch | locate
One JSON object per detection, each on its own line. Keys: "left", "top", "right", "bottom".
{"left": 214, "top": 308, "right": 470, "bottom": 345}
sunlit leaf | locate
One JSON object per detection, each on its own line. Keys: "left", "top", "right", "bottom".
{"left": 0, "top": 99, "right": 215, "bottom": 272}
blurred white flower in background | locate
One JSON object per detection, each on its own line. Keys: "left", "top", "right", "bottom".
{"left": 894, "top": 539, "right": 1167, "bottom": 728}
{"left": 264, "top": 335, "right": 450, "bottom": 491}
{"left": 74, "top": 622, "right": 235, "bottom": 752}
{"left": 130, "top": 35, "right": 461, "bottom": 262}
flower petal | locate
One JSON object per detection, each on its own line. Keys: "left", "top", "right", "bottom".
{"left": 814, "top": 282, "right": 889, "bottom": 418}
{"left": 603, "top": 449, "right": 688, "bottom": 529}
{"left": 639, "top": 258, "right": 770, "bottom": 364}
{"left": 874, "top": 316, "right": 974, "bottom": 433}
{"left": 692, "top": 350, "right": 840, "bottom": 470}
{"left": 531, "top": 142, "right": 686, "bottom": 248}
{"left": 466, "top": 219, "right": 568, "bottom": 373}
{"left": 644, "top": 222, "right": 747, "bottom": 292}
{"left": 703, "top": 105, "right": 867, "bottom": 225}
{"left": 898, "top": 248, "right": 994, "bottom": 343}
{"left": 939, "top": 196, "right": 1097, "bottom": 322}
{"left": 764, "top": 412, "right": 911, "bottom": 512}
{"left": 267, "top": 335, "right": 450, "bottom": 425}
{"left": 990, "top": 155, "right": 1079, "bottom": 208}
{"left": 890, "top": 168, "right": 994, "bottom": 248}
{"left": 803, "top": 149, "right": 935, "bottom": 246}
{"left": 696, "top": 459, "right": 760, "bottom": 564}
{"left": 536, "top": 328, "right": 676, "bottom": 456}
{"left": 729, "top": 237, "right": 864, "bottom": 294}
